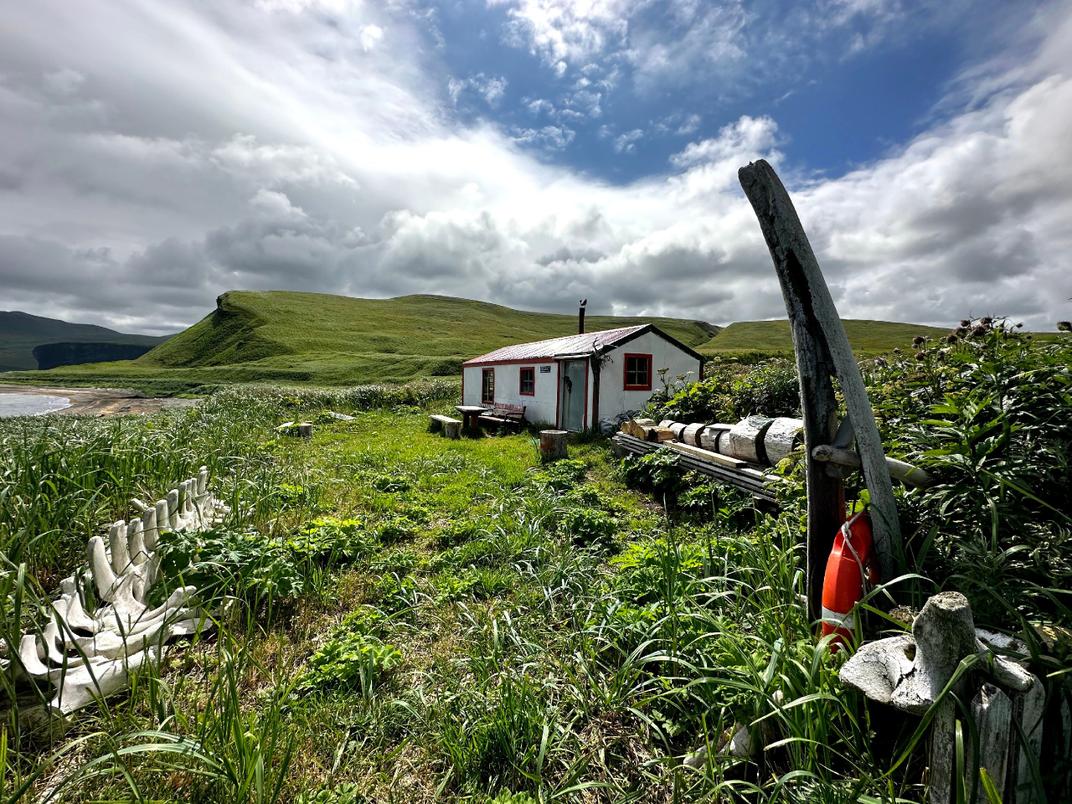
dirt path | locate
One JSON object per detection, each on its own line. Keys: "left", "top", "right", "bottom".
{"left": 0, "top": 384, "right": 199, "bottom": 416}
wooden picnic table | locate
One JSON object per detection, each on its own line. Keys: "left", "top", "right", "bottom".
{"left": 455, "top": 405, "right": 489, "bottom": 431}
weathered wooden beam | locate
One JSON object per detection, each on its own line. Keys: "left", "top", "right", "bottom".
{"left": 739, "top": 160, "right": 904, "bottom": 617}
{"left": 811, "top": 444, "right": 936, "bottom": 488}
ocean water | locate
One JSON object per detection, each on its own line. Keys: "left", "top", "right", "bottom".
{"left": 0, "top": 393, "right": 71, "bottom": 417}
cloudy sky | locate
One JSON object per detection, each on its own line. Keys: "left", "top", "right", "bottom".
{"left": 1, "top": 0, "right": 1070, "bottom": 334}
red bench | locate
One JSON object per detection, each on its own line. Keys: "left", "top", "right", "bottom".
{"left": 478, "top": 402, "right": 526, "bottom": 432}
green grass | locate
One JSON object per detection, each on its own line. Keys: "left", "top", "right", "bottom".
{"left": 8, "top": 400, "right": 900, "bottom": 801}
{"left": 699, "top": 318, "right": 952, "bottom": 357}
{"left": 3, "top": 351, "right": 1069, "bottom": 800}
{"left": 5, "top": 291, "right": 719, "bottom": 389}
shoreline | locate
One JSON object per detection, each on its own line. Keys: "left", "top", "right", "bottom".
{"left": 0, "top": 384, "right": 198, "bottom": 417}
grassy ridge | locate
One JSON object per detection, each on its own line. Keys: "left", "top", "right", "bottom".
{"left": 699, "top": 318, "right": 951, "bottom": 356}
{"left": 7, "top": 291, "right": 719, "bottom": 389}
{"left": 6, "top": 291, "right": 974, "bottom": 390}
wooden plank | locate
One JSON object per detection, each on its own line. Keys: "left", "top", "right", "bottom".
{"left": 739, "top": 159, "right": 904, "bottom": 616}
{"left": 614, "top": 435, "right": 778, "bottom": 501}
{"left": 666, "top": 440, "right": 750, "bottom": 470}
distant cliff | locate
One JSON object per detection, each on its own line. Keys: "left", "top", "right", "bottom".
{"left": 32, "top": 341, "right": 157, "bottom": 370}
{"left": 0, "top": 310, "right": 169, "bottom": 372}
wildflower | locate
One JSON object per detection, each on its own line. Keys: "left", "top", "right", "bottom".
{"left": 912, "top": 336, "right": 926, "bottom": 347}
{"left": 945, "top": 334, "right": 958, "bottom": 344}
{"left": 960, "top": 319, "right": 971, "bottom": 328}
{"left": 971, "top": 325, "right": 987, "bottom": 337}
{"left": 915, "top": 351, "right": 926, "bottom": 361}
{"left": 1058, "top": 321, "right": 1072, "bottom": 333}
{"left": 954, "top": 327, "right": 968, "bottom": 338}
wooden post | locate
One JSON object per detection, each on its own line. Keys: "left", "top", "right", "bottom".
{"left": 739, "top": 159, "right": 904, "bottom": 621}
{"left": 539, "top": 429, "right": 569, "bottom": 462}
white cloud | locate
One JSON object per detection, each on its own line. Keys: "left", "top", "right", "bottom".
{"left": 448, "top": 73, "right": 509, "bottom": 107}
{"left": 613, "top": 128, "right": 644, "bottom": 153}
{"left": 0, "top": 0, "right": 1070, "bottom": 337}
{"left": 359, "top": 24, "right": 384, "bottom": 52}
{"left": 511, "top": 125, "right": 576, "bottom": 149}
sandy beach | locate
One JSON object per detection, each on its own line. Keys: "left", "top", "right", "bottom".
{"left": 0, "top": 384, "right": 198, "bottom": 416}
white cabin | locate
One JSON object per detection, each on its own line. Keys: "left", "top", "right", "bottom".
{"left": 461, "top": 325, "right": 704, "bottom": 431}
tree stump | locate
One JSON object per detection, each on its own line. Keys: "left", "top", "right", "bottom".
{"left": 540, "top": 429, "right": 569, "bottom": 462}
{"left": 443, "top": 420, "right": 461, "bottom": 440}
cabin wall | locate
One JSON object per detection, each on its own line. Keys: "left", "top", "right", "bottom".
{"left": 461, "top": 361, "right": 558, "bottom": 426}
{"left": 597, "top": 331, "right": 702, "bottom": 422}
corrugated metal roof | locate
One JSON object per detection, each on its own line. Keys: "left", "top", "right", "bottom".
{"left": 463, "top": 325, "right": 648, "bottom": 365}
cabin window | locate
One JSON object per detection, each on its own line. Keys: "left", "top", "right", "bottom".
{"left": 519, "top": 366, "right": 536, "bottom": 396}
{"left": 481, "top": 368, "right": 495, "bottom": 404}
{"left": 623, "top": 353, "right": 653, "bottom": 391}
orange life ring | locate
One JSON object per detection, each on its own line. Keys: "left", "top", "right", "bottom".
{"left": 821, "top": 510, "right": 877, "bottom": 649}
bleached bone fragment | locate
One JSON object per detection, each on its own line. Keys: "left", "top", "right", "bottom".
{"left": 57, "top": 591, "right": 97, "bottom": 634}
{"left": 128, "top": 519, "right": 148, "bottom": 565}
{"left": 72, "top": 611, "right": 195, "bottom": 659}
{"left": 141, "top": 505, "right": 157, "bottom": 550}
{"left": 166, "top": 489, "right": 180, "bottom": 529}
{"left": 181, "top": 479, "right": 194, "bottom": 517}
{"left": 10, "top": 470, "right": 227, "bottom": 721}
{"left": 87, "top": 536, "right": 118, "bottom": 602}
{"left": 890, "top": 592, "right": 978, "bottom": 713}
{"left": 109, "top": 521, "right": 130, "bottom": 575}
{"left": 1012, "top": 675, "right": 1045, "bottom": 804}
{"left": 18, "top": 634, "right": 50, "bottom": 676}
{"left": 970, "top": 683, "right": 1012, "bottom": 802}
{"left": 154, "top": 499, "right": 169, "bottom": 542}
{"left": 41, "top": 620, "right": 70, "bottom": 665}
{"left": 104, "top": 574, "right": 148, "bottom": 629}
{"left": 50, "top": 646, "right": 162, "bottom": 715}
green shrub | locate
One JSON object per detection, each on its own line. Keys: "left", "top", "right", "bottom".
{"left": 655, "top": 358, "right": 799, "bottom": 422}
{"left": 558, "top": 506, "right": 617, "bottom": 551}
{"left": 288, "top": 517, "right": 376, "bottom": 564}
{"left": 531, "top": 458, "right": 587, "bottom": 492}
{"left": 159, "top": 527, "right": 305, "bottom": 608}
{"left": 433, "top": 567, "right": 513, "bottom": 603}
{"left": 619, "top": 450, "right": 687, "bottom": 499}
{"left": 297, "top": 631, "right": 402, "bottom": 696}
{"left": 375, "top": 514, "right": 419, "bottom": 544}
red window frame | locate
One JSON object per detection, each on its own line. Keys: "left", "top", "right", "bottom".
{"left": 481, "top": 367, "right": 495, "bottom": 404}
{"left": 519, "top": 366, "right": 536, "bottom": 396}
{"left": 623, "top": 353, "right": 653, "bottom": 391}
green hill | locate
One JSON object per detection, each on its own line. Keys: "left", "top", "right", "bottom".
{"left": 699, "top": 318, "right": 952, "bottom": 357}
{"left": 0, "top": 311, "right": 168, "bottom": 372}
{"left": 10, "top": 291, "right": 719, "bottom": 389}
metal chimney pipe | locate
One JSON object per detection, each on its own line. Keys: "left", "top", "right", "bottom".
{"left": 578, "top": 299, "right": 587, "bottom": 334}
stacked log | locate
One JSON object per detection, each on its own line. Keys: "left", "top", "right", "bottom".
{"left": 621, "top": 416, "right": 803, "bottom": 467}
{"left": 722, "top": 415, "right": 774, "bottom": 463}
{"left": 763, "top": 417, "right": 803, "bottom": 465}
{"left": 620, "top": 418, "right": 675, "bottom": 442}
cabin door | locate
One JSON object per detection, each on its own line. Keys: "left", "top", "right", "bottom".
{"left": 558, "top": 359, "right": 587, "bottom": 431}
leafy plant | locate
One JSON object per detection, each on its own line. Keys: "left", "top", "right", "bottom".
{"left": 288, "top": 517, "right": 376, "bottom": 564}
{"left": 298, "top": 631, "right": 402, "bottom": 696}
{"left": 159, "top": 526, "right": 305, "bottom": 609}
{"left": 558, "top": 506, "right": 617, "bottom": 551}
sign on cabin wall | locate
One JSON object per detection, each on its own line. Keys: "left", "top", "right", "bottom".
{"left": 539, "top": 366, "right": 552, "bottom": 373}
